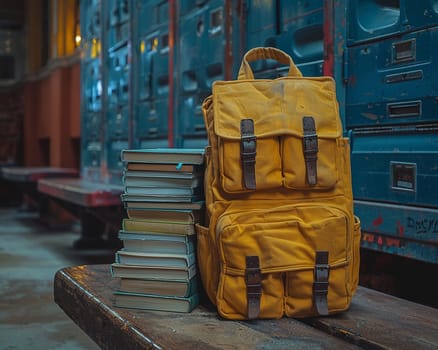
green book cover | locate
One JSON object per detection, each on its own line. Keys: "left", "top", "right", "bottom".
{"left": 122, "top": 218, "right": 196, "bottom": 235}
{"left": 115, "top": 250, "right": 196, "bottom": 269}
{"left": 121, "top": 148, "right": 205, "bottom": 165}
{"left": 113, "top": 291, "right": 199, "bottom": 313}
{"left": 110, "top": 262, "right": 197, "bottom": 281}
{"left": 119, "top": 230, "right": 196, "bottom": 255}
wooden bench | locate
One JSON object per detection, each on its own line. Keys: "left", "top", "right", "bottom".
{"left": 37, "top": 177, "right": 123, "bottom": 249}
{"left": 54, "top": 264, "right": 438, "bottom": 350}
{"left": 0, "top": 166, "right": 78, "bottom": 222}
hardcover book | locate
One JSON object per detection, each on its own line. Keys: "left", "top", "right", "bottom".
{"left": 123, "top": 169, "right": 202, "bottom": 180}
{"left": 124, "top": 185, "right": 201, "bottom": 197}
{"left": 117, "top": 276, "right": 198, "bottom": 298}
{"left": 125, "top": 208, "right": 202, "bottom": 223}
{"left": 119, "top": 231, "right": 196, "bottom": 255}
{"left": 115, "top": 251, "right": 196, "bottom": 269}
{"left": 122, "top": 218, "right": 196, "bottom": 235}
{"left": 121, "top": 148, "right": 205, "bottom": 165}
{"left": 122, "top": 175, "right": 202, "bottom": 189}
{"left": 113, "top": 291, "right": 199, "bottom": 313}
{"left": 126, "top": 162, "right": 203, "bottom": 173}
{"left": 122, "top": 199, "right": 205, "bottom": 211}
{"left": 121, "top": 193, "right": 203, "bottom": 203}
{"left": 110, "top": 263, "right": 197, "bottom": 281}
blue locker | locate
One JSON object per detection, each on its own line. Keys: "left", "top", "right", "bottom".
{"left": 348, "top": 1, "right": 438, "bottom": 46}
{"left": 136, "top": 33, "right": 158, "bottom": 101}
{"left": 82, "top": 59, "right": 103, "bottom": 112}
{"left": 81, "top": 0, "right": 102, "bottom": 40}
{"left": 153, "top": 32, "right": 170, "bottom": 98}
{"left": 245, "top": 0, "right": 278, "bottom": 72}
{"left": 107, "top": 0, "right": 130, "bottom": 50}
{"left": 199, "top": 2, "right": 226, "bottom": 90}
{"left": 107, "top": 105, "right": 129, "bottom": 140}
{"left": 350, "top": 128, "right": 438, "bottom": 263}
{"left": 81, "top": 141, "right": 102, "bottom": 170}
{"left": 134, "top": 100, "right": 168, "bottom": 148}
{"left": 245, "top": 0, "right": 324, "bottom": 77}
{"left": 106, "top": 106, "right": 129, "bottom": 183}
{"left": 179, "top": 0, "right": 208, "bottom": 16}
{"left": 405, "top": 0, "right": 438, "bottom": 30}
{"left": 176, "top": 1, "right": 226, "bottom": 147}
{"left": 177, "top": 92, "right": 208, "bottom": 148}
{"left": 80, "top": 0, "right": 102, "bottom": 59}
{"left": 277, "top": 0, "right": 324, "bottom": 77}
{"left": 346, "top": 27, "right": 438, "bottom": 128}
{"left": 351, "top": 129, "right": 438, "bottom": 207}
{"left": 347, "top": 0, "right": 403, "bottom": 45}
{"left": 178, "top": 6, "right": 206, "bottom": 95}
{"left": 107, "top": 45, "right": 130, "bottom": 108}
{"left": 106, "top": 139, "right": 129, "bottom": 184}
{"left": 83, "top": 112, "right": 102, "bottom": 141}
{"left": 136, "top": 0, "right": 169, "bottom": 38}
{"left": 355, "top": 200, "right": 438, "bottom": 263}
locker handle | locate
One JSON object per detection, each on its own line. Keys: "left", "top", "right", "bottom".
{"left": 194, "top": 124, "right": 205, "bottom": 132}
{"left": 387, "top": 101, "right": 421, "bottom": 118}
{"left": 148, "top": 128, "right": 158, "bottom": 136}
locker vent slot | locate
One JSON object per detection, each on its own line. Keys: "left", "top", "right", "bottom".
{"left": 387, "top": 101, "right": 421, "bottom": 118}
{"left": 392, "top": 39, "right": 416, "bottom": 64}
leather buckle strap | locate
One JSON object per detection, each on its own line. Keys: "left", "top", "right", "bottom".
{"left": 313, "top": 251, "right": 329, "bottom": 316}
{"left": 245, "top": 256, "right": 261, "bottom": 319}
{"left": 302, "top": 116, "right": 318, "bottom": 186}
{"left": 240, "top": 119, "right": 256, "bottom": 190}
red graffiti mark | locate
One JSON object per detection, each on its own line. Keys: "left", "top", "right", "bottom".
{"left": 396, "top": 221, "right": 405, "bottom": 237}
{"left": 377, "top": 236, "right": 383, "bottom": 245}
{"left": 386, "top": 238, "right": 401, "bottom": 248}
{"left": 373, "top": 216, "right": 383, "bottom": 226}
{"left": 362, "top": 233, "right": 375, "bottom": 243}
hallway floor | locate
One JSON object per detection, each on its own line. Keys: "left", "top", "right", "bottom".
{"left": 0, "top": 206, "right": 116, "bottom": 349}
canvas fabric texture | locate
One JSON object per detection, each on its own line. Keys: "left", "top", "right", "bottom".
{"left": 196, "top": 47, "right": 361, "bottom": 320}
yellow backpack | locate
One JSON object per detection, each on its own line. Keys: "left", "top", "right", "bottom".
{"left": 196, "top": 47, "right": 361, "bottom": 320}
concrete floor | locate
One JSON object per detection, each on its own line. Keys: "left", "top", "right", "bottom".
{"left": 0, "top": 206, "right": 116, "bottom": 350}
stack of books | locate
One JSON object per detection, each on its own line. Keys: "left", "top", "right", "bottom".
{"left": 110, "top": 148, "right": 205, "bottom": 313}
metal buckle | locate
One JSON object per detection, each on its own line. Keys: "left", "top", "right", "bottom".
{"left": 241, "top": 135, "right": 257, "bottom": 162}
{"left": 303, "top": 133, "right": 318, "bottom": 157}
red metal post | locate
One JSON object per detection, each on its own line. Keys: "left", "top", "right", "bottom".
{"left": 167, "top": 0, "right": 176, "bottom": 146}
{"left": 323, "top": 0, "right": 335, "bottom": 77}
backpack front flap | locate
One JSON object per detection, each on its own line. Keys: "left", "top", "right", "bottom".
{"left": 212, "top": 76, "right": 343, "bottom": 196}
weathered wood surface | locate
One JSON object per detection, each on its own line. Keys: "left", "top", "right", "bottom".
{"left": 54, "top": 264, "right": 438, "bottom": 350}
{"left": 38, "top": 177, "right": 122, "bottom": 207}
{"left": 1, "top": 166, "right": 78, "bottom": 182}
{"left": 54, "top": 264, "right": 360, "bottom": 350}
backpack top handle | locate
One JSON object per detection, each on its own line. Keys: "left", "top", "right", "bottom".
{"left": 237, "top": 47, "right": 303, "bottom": 80}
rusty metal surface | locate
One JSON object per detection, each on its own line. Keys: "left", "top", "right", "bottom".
{"left": 38, "top": 177, "right": 123, "bottom": 207}
{"left": 54, "top": 264, "right": 360, "bottom": 350}
{"left": 305, "top": 287, "right": 438, "bottom": 349}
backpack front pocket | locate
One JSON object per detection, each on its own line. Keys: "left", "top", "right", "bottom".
{"left": 215, "top": 204, "right": 351, "bottom": 319}
{"left": 219, "top": 137, "right": 282, "bottom": 193}
{"left": 282, "top": 135, "right": 339, "bottom": 190}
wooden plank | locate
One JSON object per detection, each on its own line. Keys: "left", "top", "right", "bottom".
{"left": 305, "top": 286, "right": 438, "bottom": 350}
{"left": 38, "top": 177, "right": 123, "bottom": 207}
{"left": 1, "top": 166, "right": 78, "bottom": 182}
{"left": 54, "top": 264, "right": 360, "bottom": 350}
